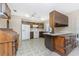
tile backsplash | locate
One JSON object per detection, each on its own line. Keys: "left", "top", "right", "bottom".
{"left": 54, "top": 27, "right": 71, "bottom": 33}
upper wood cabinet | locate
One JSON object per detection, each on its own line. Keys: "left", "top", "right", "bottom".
{"left": 0, "top": 3, "right": 11, "bottom": 19}
{"left": 49, "top": 10, "right": 68, "bottom": 29}
{"left": 22, "top": 21, "right": 44, "bottom": 29}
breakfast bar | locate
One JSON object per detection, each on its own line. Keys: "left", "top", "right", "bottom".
{"left": 44, "top": 32, "right": 77, "bottom": 56}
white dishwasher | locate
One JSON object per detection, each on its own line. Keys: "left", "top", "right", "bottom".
{"left": 34, "top": 28, "right": 39, "bottom": 38}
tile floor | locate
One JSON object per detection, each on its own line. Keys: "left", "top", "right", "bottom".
{"left": 16, "top": 38, "right": 79, "bottom": 56}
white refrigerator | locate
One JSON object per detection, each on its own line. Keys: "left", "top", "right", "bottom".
{"left": 22, "top": 24, "right": 30, "bottom": 40}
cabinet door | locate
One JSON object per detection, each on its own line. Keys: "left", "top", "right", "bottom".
{"left": 54, "top": 11, "right": 68, "bottom": 25}
{"left": 30, "top": 32, "right": 33, "bottom": 39}
{"left": 39, "top": 32, "right": 44, "bottom": 37}
{"left": 54, "top": 36, "right": 65, "bottom": 54}
{"left": 45, "top": 35, "right": 54, "bottom": 51}
{"left": 49, "top": 10, "right": 68, "bottom": 27}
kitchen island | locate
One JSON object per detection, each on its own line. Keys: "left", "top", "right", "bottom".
{"left": 44, "top": 32, "right": 77, "bottom": 56}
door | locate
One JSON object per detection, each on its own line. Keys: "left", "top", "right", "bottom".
{"left": 22, "top": 24, "right": 30, "bottom": 40}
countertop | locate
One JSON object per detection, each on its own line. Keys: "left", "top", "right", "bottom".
{"left": 43, "top": 32, "right": 76, "bottom": 36}
{"left": 30, "top": 28, "right": 44, "bottom": 32}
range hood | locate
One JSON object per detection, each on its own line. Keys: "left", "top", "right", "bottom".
{"left": 0, "top": 3, "right": 11, "bottom": 19}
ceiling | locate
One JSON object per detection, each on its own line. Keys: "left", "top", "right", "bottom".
{"left": 8, "top": 3, "right": 79, "bottom": 20}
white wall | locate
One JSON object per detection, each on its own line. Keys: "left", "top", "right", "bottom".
{"left": 44, "top": 20, "right": 50, "bottom": 32}
{"left": 66, "top": 10, "right": 79, "bottom": 34}
{"left": 68, "top": 10, "right": 79, "bottom": 41}
{"left": 9, "top": 15, "right": 22, "bottom": 46}
{"left": 10, "top": 15, "right": 22, "bottom": 35}
{"left": 69, "top": 10, "right": 79, "bottom": 40}
{"left": 54, "top": 12, "right": 77, "bottom": 33}
{"left": 0, "top": 19, "right": 7, "bottom": 28}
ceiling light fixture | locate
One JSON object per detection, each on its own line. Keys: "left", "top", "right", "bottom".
{"left": 41, "top": 18, "right": 45, "bottom": 21}
{"left": 25, "top": 14, "right": 30, "bottom": 17}
{"left": 13, "top": 9, "right": 17, "bottom": 12}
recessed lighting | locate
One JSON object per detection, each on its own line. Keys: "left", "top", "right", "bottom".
{"left": 25, "top": 14, "right": 30, "bottom": 17}
{"left": 41, "top": 18, "right": 46, "bottom": 21}
{"left": 13, "top": 9, "right": 17, "bottom": 12}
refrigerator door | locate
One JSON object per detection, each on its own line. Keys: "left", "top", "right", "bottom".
{"left": 22, "top": 24, "right": 30, "bottom": 40}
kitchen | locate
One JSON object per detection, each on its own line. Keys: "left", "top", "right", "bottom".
{"left": 0, "top": 3, "right": 79, "bottom": 56}
{"left": 21, "top": 19, "right": 44, "bottom": 40}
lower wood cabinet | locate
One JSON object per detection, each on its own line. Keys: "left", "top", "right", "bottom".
{"left": 54, "top": 36, "right": 65, "bottom": 55}
{"left": 44, "top": 34, "right": 77, "bottom": 56}
{"left": 0, "top": 29, "right": 19, "bottom": 56}
{"left": 54, "top": 35, "right": 77, "bottom": 55}
{"left": 0, "top": 40, "right": 18, "bottom": 56}
{"left": 30, "top": 32, "right": 33, "bottom": 39}
{"left": 30, "top": 31, "right": 44, "bottom": 39}
{"left": 39, "top": 31, "right": 44, "bottom": 38}
{"left": 45, "top": 35, "right": 54, "bottom": 51}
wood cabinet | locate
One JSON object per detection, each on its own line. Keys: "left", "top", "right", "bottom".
{"left": 49, "top": 10, "right": 68, "bottom": 32}
{"left": 22, "top": 21, "right": 44, "bottom": 29}
{"left": 54, "top": 35, "right": 77, "bottom": 55}
{"left": 30, "top": 32, "right": 33, "bottom": 39}
{"left": 39, "top": 31, "right": 44, "bottom": 38}
{"left": 30, "top": 31, "right": 44, "bottom": 39}
{"left": 54, "top": 36, "right": 65, "bottom": 55}
{"left": 45, "top": 35, "right": 54, "bottom": 51}
{"left": 44, "top": 34, "right": 77, "bottom": 56}
{"left": 0, "top": 29, "right": 19, "bottom": 56}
